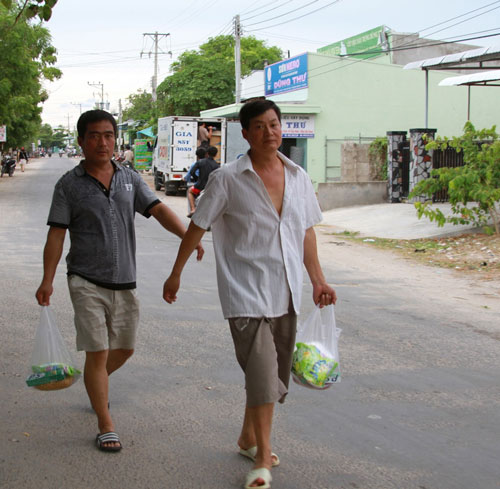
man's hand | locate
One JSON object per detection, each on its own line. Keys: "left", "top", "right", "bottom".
{"left": 195, "top": 242, "right": 204, "bottom": 261}
{"left": 163, "top": 274, "right": 180, "bottom": 304}
{"left": 313, "top": 283, "right": 337, "bottom": 308}
{"left": 36, "top": 280, "right": 53, "bottom": 306}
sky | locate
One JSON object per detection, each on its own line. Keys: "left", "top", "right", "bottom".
{"left": 40, "top": 0, "right": 500, "bottom": 129}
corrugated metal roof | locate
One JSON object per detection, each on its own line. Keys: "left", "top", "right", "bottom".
{"left": 404, "top": 44, "right": 500, "bottom": 70}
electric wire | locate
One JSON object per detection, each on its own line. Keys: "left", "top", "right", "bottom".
{"left": 244, "top": 0, "right": 321, "bottom": 27}
{"left": 241, "top": 0, "right": 299, "bottom": 22}
{"left": 245, "top": 0, "right": 342, "bottom": 32}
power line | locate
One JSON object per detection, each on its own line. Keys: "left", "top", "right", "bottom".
{"left": 416, "top": 0, "right": 500, "bottom": 36}
{"left": 244, "top": 0, "right": 321, "bottom": 27}
{"left": 241, "top": 0, "right": 298, "bottom": 22}
{"left": 245, "top": 0, "right": 342, "bottom": 32}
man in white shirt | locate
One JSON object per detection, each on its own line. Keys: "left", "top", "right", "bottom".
{"left": 163, "top": 99, "right": 336, "bottom": 489}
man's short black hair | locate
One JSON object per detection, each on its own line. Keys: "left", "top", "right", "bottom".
{"left": 196, "top": 147, "right": 207, "bottom": 159}
{"left": 207, "top": 146, "right": 218, "bottom": 158}
{"left": 239, "top": 99, "right": 281, "bottom": 131}
{"left": 77, "top": 110, "right": 117, "bottom": 138}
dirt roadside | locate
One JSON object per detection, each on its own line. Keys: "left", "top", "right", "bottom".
{"left": 314, "top": 224, "right": 500, "bottom": 321}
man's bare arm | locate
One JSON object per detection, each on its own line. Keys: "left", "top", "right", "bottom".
{"left": 35, "top": 227, "right": 66, "bottom": 305}
{"left": 163, "top": 221, "right": 206, "bottom": 304}
{"left": 303, "top": 226, "right": 337, "bottom": 307}
{"left": 149, "top": 202, "right": 204, "bottom": 261}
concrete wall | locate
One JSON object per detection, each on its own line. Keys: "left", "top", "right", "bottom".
{"left": 341, "top": 142, "right": 378, "bottom": 182}
{"left": 389, "top": 34, "right": 478, "bottom": 68}
{"left": 317, "top": 181, "right": 387, "bottom": 210}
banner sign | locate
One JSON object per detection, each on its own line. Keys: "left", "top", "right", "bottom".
{"left": 282, "top": 115, "right": 315, "bottom": 138}
{"left": 265, "top": 53, "right": 308, "bottom": 96}
{"left": 318, "top": 26, "right": 386, "bottom": 59}
{"left": 134, "top": 139, "right": 153, "bottom": 170}
{"left": 0, "top": 125, "right": 6, "bottom": 143}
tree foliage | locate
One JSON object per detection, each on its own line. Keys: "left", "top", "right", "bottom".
{"left": 0, "top": 3, "right": 60, "bottom": 148}
{"left": 122, "top": 90, "right": 156, "bottom": 130}
{"left": 157, "top": 35, "right": 282, "bottom": 116}
{"left": 410, "top": 122, "right": 500, "bottom": 235}
{"left": 1, "top": 0, "right": 58, "bottom": 23}
{"left": 37, "top": 123, "right": 66, "bottom": 149}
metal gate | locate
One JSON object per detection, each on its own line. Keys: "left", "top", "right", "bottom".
{"left": 431, "top": 147, "right": 465, "bottom": 202}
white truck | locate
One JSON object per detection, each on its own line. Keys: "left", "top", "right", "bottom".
{"left": 152, "top": 116, "right": 249, "bottom": 195}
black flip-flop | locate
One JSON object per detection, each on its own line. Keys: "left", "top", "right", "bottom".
{"left": 96, "top": 431, "right": 122, "bottom": 452}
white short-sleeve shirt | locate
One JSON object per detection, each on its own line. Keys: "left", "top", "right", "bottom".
{"left": 192, "top": 151, "right": 322, "bottom": 319}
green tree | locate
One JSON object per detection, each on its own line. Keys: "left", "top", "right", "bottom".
{"left": 37, "top": 122, "right": 53, "bottom": 147}
{"left": 157, "top": 35, "right": 282, "bottom": 116}
{"left": 1, "top": 0, "right": 58, "bottom": 23}
{"left": 122, "top": 90, "right": 156, "bottom": 129}
{"left": 0, "top": 3, "right": 61, "bottom": 148}
{"left": 410, "top": 122, "right": 500, "bottom": 235}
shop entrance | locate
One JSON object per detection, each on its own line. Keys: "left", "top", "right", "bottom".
{"left": 280, "top": 138, "right": 306, "bottom": 169}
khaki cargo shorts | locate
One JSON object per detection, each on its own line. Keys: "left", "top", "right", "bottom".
{"left": 229, "top": 309, "right": 297, "bottom": 408}
{"left": 67, "top": 275, "right": 140, "bottom": 352}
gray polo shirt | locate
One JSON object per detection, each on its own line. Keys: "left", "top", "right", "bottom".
{"left": 47, "top": 161, "right": 160, "bottom": 289}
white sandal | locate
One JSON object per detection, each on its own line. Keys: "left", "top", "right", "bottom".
{"left": 245, "top": 467, "right": 272, "bottom": 489}
{"left": 239, "top": 446, "right": 280, "bottom": 467}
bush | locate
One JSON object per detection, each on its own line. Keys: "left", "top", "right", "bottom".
{"left": 410, "top": 122, "right": 500, "bottom": 235}
{"left": 368, "top": 137, "right": 388, "bottom": 181}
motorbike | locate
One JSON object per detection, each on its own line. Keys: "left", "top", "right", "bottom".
{"left": 1, "top": 156, "right": 16, "bottom": 177}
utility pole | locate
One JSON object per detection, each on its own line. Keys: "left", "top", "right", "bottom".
{"left": 142, "top": 32, "right": 170, "bottom": 103}
{"left": 71, "top": 102, "right": 83, "bottom": 114}
{"left": 234, "top": 15, "right": 241, "bottom": 104}
{"left": 88, "top": 81, "right": 104, "bottom": 109}
{"left": 118, "top": 99, "right": 123, "bottom": 147}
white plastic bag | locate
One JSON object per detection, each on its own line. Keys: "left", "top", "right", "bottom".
{"left": 26, "top": 306, "right": 81, "bottom": 391}
{"left": 292, "top": 304, "right": 341, "bottom": 390}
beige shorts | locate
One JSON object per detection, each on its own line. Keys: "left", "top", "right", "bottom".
{"left": 229, "top": 309, "right": 297, "bottom": 408}
{"left": 67, "top": 275, "right": 140, "bottom": 352}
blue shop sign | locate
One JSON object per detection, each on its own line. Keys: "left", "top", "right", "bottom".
{"left": 265, "top": 53, "right": 308, "bottom": 96}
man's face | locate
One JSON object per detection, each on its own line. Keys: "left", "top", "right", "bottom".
{"left": 78, "top": 120, "right": 115, "bottom": 165}
{"left": 242, "top": 109, "right": 282, "bottom": 152}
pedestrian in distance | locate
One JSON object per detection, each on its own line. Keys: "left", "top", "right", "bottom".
{"left": 186, "top": 145, "right": 219, "bottom": 218}
{"left": 19, "top": 147, "right": 29, "bottom": 172}
{"left": 163, "top": 99, "right": 336, "bottom": 489}
{"left": 36, "top": 109, "right": 204, "bottom": 453}
{"left": 123, "top": 144, "right": 135, "bottom": 170}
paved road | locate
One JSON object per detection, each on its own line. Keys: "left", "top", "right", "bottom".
{"left": 1, "top": 157, "right": 499, "bottom": 489}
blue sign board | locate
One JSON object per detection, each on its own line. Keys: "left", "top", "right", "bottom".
{"left": 265, "top": 53, "right": 308, "bottom": 96}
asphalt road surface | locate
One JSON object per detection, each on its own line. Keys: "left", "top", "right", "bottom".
{"left": 1, "top": 157, "right": 499, "bottom": 489}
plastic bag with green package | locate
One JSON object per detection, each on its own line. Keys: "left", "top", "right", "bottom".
{"left": 292, "top": 304, "right": 341, "bottom": 390}
{"left": 26, "top": 306, "right": 81, "bottom": 391}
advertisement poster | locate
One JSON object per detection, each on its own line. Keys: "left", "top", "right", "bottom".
{"left": 0, "top": 125, "right": 6, "bottom": 143}
{"left": 134, "top": 139, "right": 153, "bottom": 170}
{"left": 265, "top": 53, "right": 308, "bottom": 96}
{"left": 282, "top": 115, "right": 315, "bottom": 138}
{"left": 318, "top": 26, "right": 386, "bottom": 59}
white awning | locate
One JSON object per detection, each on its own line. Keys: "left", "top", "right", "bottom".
{"left": 439, "top": 70, "right": 500, "bottom": 86}
{"left": 404, "top": 44, "right": 500, "bottom": 70}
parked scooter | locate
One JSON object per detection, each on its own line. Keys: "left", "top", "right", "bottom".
{"left": 1, "top": 156, "right": 16, "bottom": 177}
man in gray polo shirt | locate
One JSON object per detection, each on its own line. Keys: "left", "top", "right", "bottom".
{"left": 36, "top": 109, "right": 203, "bottom": 452}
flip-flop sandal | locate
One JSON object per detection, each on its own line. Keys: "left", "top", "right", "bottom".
{"left": 96, "top": 432, "right": 122, "bottom": 452}
{"left": 245, "top": 467, "right": 272, "bottom": 489}
{"left": 239, "top": 446, "right": 280, "bottom": 467}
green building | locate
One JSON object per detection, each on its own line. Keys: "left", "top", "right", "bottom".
{"left": 201, "top": 27, "right": 500, "bottom": 190}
